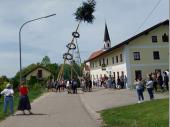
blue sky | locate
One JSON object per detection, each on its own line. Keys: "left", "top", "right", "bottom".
{"left": 0, "top": 0, "right": 169, "bottom": 77}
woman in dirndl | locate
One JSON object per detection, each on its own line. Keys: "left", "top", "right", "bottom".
{"left": 18, "top": 81, "right": 33, "bottom": 115}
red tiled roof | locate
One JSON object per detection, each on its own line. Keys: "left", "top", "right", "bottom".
{"left": 88, "top": 50, "right": 104, "bottom": 60}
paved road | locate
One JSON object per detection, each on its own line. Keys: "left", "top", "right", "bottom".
{"left": 0, "top": 92, "right": 99, "bottom": 127}
{"left": 0, "top": 88, "right": 168, "bottom": 127}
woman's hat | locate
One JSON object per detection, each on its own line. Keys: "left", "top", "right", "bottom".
{"left": 6, "top": 83, "right": 12, "bottom": 88}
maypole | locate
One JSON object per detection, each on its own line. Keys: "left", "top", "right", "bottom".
{"left": 57, "top": 0, "right": 96, "bottom": 81}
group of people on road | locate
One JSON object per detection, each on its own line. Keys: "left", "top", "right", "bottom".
{"left": 93, "top": 75, "right": 127, "bottom": 89}
{"left": 47, "top": 78, "right": 79, "bottom": 94}
{"left": 66, "top": 78, "right": 78, "bottom": 94}
{"left": 47, "top": 80, "right": 66, "bottom": 92}
{"left": 134, "top": 70, "right": 169, "bottom": 103}
{"left": 47, "top": 77, "right": 93, "bottom": 94}
{"left": 0, "top": 81, "right": 32, "bottom": 115}
{"left": 80, "top": 78, "right": 92, "bottom": 92}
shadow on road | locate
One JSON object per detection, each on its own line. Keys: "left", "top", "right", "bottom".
{"left": 14, "top": 113, "right": 47, "bottom": 116}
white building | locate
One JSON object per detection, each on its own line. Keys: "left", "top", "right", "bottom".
{"left": 85, "top": 20, "right": 169, "bottom": 89}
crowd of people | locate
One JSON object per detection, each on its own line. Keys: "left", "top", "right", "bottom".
{"left": 92, "top": 75, "right": 127, "bottom": 89}
{"left": 134, "top": 70, "right": 169, "bottom": 103}
{"left": 47, "top": 77, "right": 93, "bottom": 94}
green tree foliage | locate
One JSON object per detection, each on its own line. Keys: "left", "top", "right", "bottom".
{"left": 0, "top": 76, "right": 9, "bottom": 91}
{"left": 63, "top": 64, "right": 71, "bottom": 80}
{"left": 28, "top": 76, "right": 37, "bottom": 86}
{"left": 41, "top": 56, "right": 51, "bottom": 67}
{"left": 46, "top": 63, "right": 59, "bottom": 80}
{"left": 74, "top": 0, "right": 96, "bottom": 23}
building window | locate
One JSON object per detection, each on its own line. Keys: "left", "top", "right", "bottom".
{"left": 116, "top": 56, "right": 118, "bottom": 63}
{"left": 113, "top": 72, "right": 115, "bottom": 77}
{"left": 95, "top": 61, "right": 97, "bottom": 67}
{"left": 37, "top": 70, "right": 42, "bottom": 79}
{"left": 152, "top": 36, "right": 157, "bottom": 42}
{"left": 153, "top": 51, "right": 160, "bottom": 60}
{"left": 133, "top": 52, "right": 140, "bottom": 60}
{"left": 99, "top": 59, "right": 101, "bottom": 66}
{"left": 106, "top": 58, "right": 109, "bottom": 65}
{"left": 120, "top": 54, "right": 123, "bottom": 62}
{"left": 102, "top": 58, "right": 105, "bottom": 64}
{"left": 135, "top": 70, "right": 142, "bottom": 80}
{"left": 112, "top": 57, "right": 114, "bottom": 64}
{"left": 121, "top": 71, "right": 124, "bottom": 76}
{"left": 162, "top": 33, "right": 169, "bottom": 42}
{"left": 117, "top": 72, "right": 119, "bottom": 77}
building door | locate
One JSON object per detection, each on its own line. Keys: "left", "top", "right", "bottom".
{"left": 135, "top": 70, "right": 142, "bottom": 80}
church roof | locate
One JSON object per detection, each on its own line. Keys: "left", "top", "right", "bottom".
{"left": 104, "top": 23, "right": 111, "bottom": 42}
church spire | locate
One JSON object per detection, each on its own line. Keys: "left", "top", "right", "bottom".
{"left": 104, "top": 22, "right": 111, "bottom": 49}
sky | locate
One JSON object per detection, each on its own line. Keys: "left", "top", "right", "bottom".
{"left": 0, "top": 0, "right": 169, "bottom": 77}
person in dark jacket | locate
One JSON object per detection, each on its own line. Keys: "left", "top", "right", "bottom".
{"left": 157, "top": 72, "right": 164, "bottom": 92}
{"left": 163, "top": 72, "right": 169, "bottom": 91}
{"left": 151, "top": 73, "right": 158, "bottom": 92}
{"left": 72, "top": 78, "right": 78, "bottom": 94}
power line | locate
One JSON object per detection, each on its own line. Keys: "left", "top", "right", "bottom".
{"left": 135, "top": 0, "right": 162, "bottom": 34}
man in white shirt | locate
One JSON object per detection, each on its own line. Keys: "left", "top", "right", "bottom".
{"left": 0, "top": 83, "right": 14, "bottom": 114}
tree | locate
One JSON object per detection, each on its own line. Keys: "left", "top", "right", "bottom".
{"left": 41, "top": 56, "right": 51, "bottom": 67}
{"left": 46, "top": 63, "right": 59, "bottom": 80}
{"left": 74, "top": 0, "right": 96, "bottom": 23}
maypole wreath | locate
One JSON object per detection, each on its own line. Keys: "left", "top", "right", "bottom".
{"left": 57, "top": 0, "right": 96, "bottom": 81}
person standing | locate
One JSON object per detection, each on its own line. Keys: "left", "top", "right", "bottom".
{"left": 152, "top": 73, "right": 158, "bottom": 92}
{"left": 146, "top": 75, "right": 154, "bottom": 100}
{"left": 134, "top": 77, "right": 144, "bottom": 103}
{"left": 81, "top": 79, "right": 86, "bottom": 92}
{"left": 66, "top": 80, "right": 71, "bottom": 94}
{"left": 157, "top": 72, "right": 164, "bottom": 92}
{"left": 0, "top": 83, "right": 14, "bottom": 114}
{"left": 18, "top": 81, "right": 33, "bottom": 115}
{"left": 72, "top": 78, "right": 78, "bottom": 94}
{"left": 88, "top": 79, "right": 92, "bottom": 92}
{"left": 116, "top": 76, "right": 121, "bottom": 89}
{"left": 163, "top": 72, "right": 169, "bottom": 91}
{"left": 120, "top": 74, "right": 124, "bottom": 89}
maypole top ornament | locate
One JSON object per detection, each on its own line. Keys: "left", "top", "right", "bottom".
{"left": 74, "top": 0, "right": 96, "bottom": 23}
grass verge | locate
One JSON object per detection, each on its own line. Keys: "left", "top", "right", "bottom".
{"left": 0, "top": 85, "right": 46, "bottom": 121}
{"left": 101, "top": 98, "right": 169, "bottom": 127}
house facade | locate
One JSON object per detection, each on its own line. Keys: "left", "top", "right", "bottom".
{"left": 85, "top": 20, "right": 169, "bottom": 89}
{"left": 25, "top": 66, "right": 53, "bottom": 81}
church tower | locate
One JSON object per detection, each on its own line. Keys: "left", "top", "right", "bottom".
{"left": 103, "top": 23, "right": 111, "bottom": 50}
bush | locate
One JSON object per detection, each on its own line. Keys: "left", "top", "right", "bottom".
{"left": 28, "top": 76, "right": 37, "bottom": 86}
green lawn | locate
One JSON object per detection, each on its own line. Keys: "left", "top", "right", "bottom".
{"left": 0, "top": 85, "right": 45, "bottom": 121}
{"left": 101, "top": 98, "right": 169, "bottom": 127}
